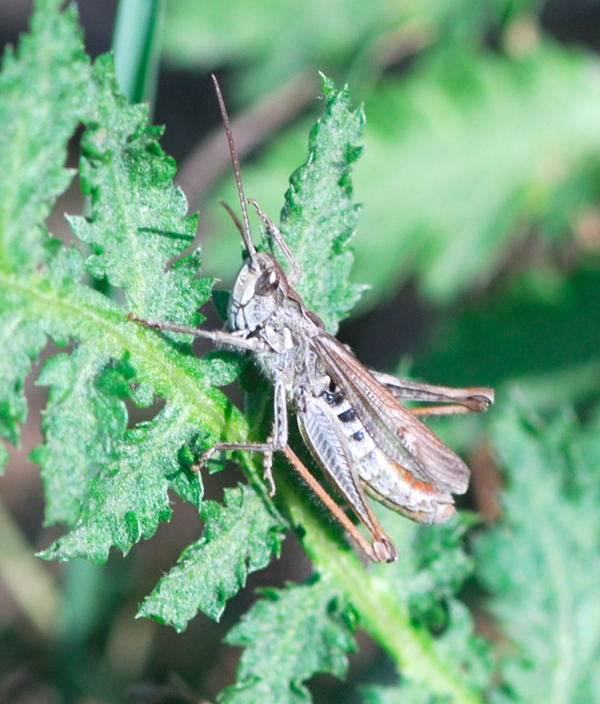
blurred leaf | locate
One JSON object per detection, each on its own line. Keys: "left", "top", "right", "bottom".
{"left": 364, "top": 511, "right": 493, "bottom": 692}
{"left": 361, "top": 683, "right": 425, "bottom": 704}
{"left": 163, "top": 0, "right": 392, "bottom": 97}
{"left": 162, "top": 0, "right": 536, "bottom": 98}
{"left": 433, "top": 600, "right": 493, "bottom": 693}
{"left": 205, "top": 44, "right": 600, "bottom": 309}
{"left": 404, "top": 515, "right": 479, "bottom": 625}
{"left": 362, "top": 617, "right": 487, "bottom": 704}
{"left": 415, "top": 269, "right": 600, "bottom": 409}
{"left": 138, "top": 484, "right": 287, "bottom": 630}
{"left": 351, "top": 44, "right": 600, "bottom": 303}
{"left": 277, "top": 491, "right": 493, "bottom": 702}
{"left": 112, "top": 0, "right": 163, "bottom": 104}
{"left": 475, "top": 402, "right": 600, "bottom": 704}
{"left": 219, "top": 579, "right": 355, "bottom": 704}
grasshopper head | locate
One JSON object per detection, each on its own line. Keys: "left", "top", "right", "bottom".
{"left": 228, "top": 252, "right": 288, "bottom": 333}
{"left": 210, "top": 75, "right": 294, "bottom": 336}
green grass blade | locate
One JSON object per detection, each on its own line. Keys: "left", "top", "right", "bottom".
{"left": 113, "top": 0, "right": 164, "bottom": 105}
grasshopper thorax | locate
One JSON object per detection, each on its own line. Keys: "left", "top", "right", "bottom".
{"left": 228, "top": 251, "right": 289, "bottom": 333}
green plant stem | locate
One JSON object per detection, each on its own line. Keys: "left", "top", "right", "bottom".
{"left": 278, "top": 475, "right": 485, "bottom": 704}
{"left": 2, "top": 267, "right": 481, "bottom": 702}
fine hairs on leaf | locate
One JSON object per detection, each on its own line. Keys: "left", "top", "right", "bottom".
{"left": 138, "top": 485, "right": 288, "bottom": 631}
{"left": 1, "top": 3, "right": 495, "bottom": 704}
{"left": 276, "top": 74, "right": 367, "bottom": 333}
{"left": 0, "top": 0, "right": 285, "bottom": 604}
{"left": 0, "top": 0, "right": 89, "bottom": 455}
{"left": 219, "top": 579, "right": 356, "bottom": 704}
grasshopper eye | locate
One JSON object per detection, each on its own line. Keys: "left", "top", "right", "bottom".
{"left": 254, "top": 269, "right": 279, "bottom": 296}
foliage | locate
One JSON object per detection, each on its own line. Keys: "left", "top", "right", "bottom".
{"left": 219, "top": 579, "right": 356, "bottom": 703}
{"left": 0, "top": 2, "right": 493, "bottom": 701}
{"left": 0, "top": 0, "right": 88, "bottom": 450}
{"left": 0, "top": 0, "right": 285, "bottom": 614}
{"left": 275, "top": 74, "right": 367, "bottom": 332}
{"left": 205, "top": 42, "right": 600, "bottom": 310}
{"left": 161, "top": 0, "right": 536, "bottom": 98}
{"left": 2, "top": 1, "right": 600, "bottom": 703}
{"left": 138, "top": 485, "right": 287, "bottom": 630}
{"left": 415, "top": 268, "right": 600, "bottom": 411}
{"left": 476, "top": 403, "right": 600, "bottom": 704}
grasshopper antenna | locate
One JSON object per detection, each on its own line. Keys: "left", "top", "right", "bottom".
{"left": 211, "top": 74, "right": 258, "bottom": 264}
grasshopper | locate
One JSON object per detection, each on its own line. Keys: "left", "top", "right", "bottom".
{"left": 129, "top": 76, "right": 494, "bottom": 562}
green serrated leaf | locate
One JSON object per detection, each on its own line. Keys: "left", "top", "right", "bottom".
{"left": 219, "top": 579, "right": 356, "bottom": 704}
{"left": 208, "top": 74, "right": 368, "bottom": 334}
{"left": 275, "top": 74, "right": 366, "bottom": 332}
{"left": 33, "top": 346, "right": 128, "bottom": 526}
{"left": 40, "top": 403, "right": 201, "bottom": 563}
{"left": 70, "top": 53, "right": 210, "bottom": 325}
{"left": 0, "top": 0, "right": 90, "bottom": 449}
{"left": 138, "top": 484, "right": 287, "bottom": 631}
{"left": 27, "top": 48, "right": 242, "bottom": 563}
{"left": 475, "top": 403, "right": 600, "bottom": 704}
{"left": 0, "top": 5, "right": 245, "bottom": 573}
{"left": 0, "top": 308, "right": 47, "bottom": 447}
{"left": 0, "top": 0, "right": 90, "bottom": 274}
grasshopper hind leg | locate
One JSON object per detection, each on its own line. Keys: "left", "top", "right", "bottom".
{"left": 297, "top": 395, "right": 398, "bottom": 562}
{"left": 282, "top": 446, "right": 397, "bottom": 563}
{"left": 196, "top": 440, "right": 396, "bottom": 562}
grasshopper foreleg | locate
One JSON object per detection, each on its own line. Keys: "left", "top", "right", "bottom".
{"left": 195, "top": 379, "right": 289, "bottom": 497}
{"left": 127, "top": 313, "right": 259, "bottom": 351}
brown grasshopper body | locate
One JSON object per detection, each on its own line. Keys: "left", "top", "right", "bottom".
{"left": 129, "top": 76, "right": 494, "bottom": 563}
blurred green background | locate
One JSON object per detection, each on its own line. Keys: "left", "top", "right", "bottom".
{"left": 1, "top": 0, "right": 599, "bottom": 701}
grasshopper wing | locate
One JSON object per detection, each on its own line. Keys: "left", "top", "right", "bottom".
{"left": 312, "top": 333, "right": 470, "bottom": 494}
{"left": 297, "top": 393, "right": 396, "bottom": 559}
